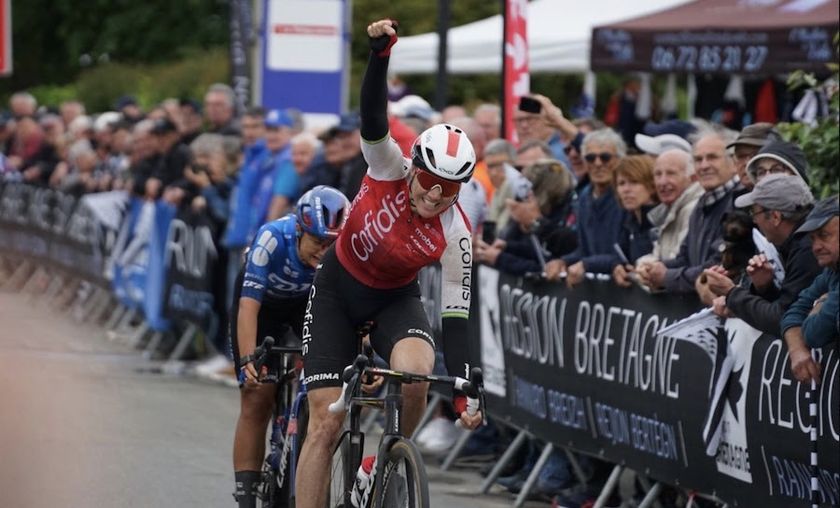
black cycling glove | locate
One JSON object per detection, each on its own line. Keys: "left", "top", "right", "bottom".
{"left": 369, "top": 20, "right": 399, "bottom": 57}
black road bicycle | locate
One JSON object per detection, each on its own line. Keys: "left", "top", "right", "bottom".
{"left": 325, "top": 352, "right": 485, "bottom": 508}
{"left": 251, "top": 336, "right": 309, "bottom": 508}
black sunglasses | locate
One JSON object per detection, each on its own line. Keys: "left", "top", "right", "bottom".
{"left": 584, "top": 152, "right": 614, "bottom": 164}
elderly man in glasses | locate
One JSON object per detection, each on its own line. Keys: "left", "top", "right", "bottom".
{"left": 545, "top": 128, "right": 625, "bottom": 285}
{"left": 637, "top": 129, "right": 744, "bottom": 294}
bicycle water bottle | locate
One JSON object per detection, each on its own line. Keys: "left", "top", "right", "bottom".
{"left": 350, "top": 456, "right": 376, "bottom": 507}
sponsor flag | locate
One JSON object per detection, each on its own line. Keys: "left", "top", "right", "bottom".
{"left": 502, "top": 0, "right": 528, "bottom": 142}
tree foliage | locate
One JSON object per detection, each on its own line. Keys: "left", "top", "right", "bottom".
{"left": 775, "top": 35, "right": 840, "bottom": 199}
{"left": 2, "top": 0, "right": 228, "bottom": 94}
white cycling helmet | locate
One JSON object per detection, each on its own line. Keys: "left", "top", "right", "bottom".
{"left": 411, "top": 123, "right": 476, "bottom": 182}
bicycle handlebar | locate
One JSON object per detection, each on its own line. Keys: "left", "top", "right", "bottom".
{"left": 252, "top": 336, "right": 275, "bottom": 375}
{"left": 327, "top": 356, "right": 486, "bottom": 425}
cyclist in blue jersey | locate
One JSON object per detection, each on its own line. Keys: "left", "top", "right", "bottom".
{"left": 232, "top": 185, "right": 350, "bottom": 508}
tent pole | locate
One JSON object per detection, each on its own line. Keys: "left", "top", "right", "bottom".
{"left": 499, "top": 0, "right": 507, "bottom": 139}
{"left": 687, "top": 74, "right": 697, "bottom": 119}
{"left": 434, "top": 0, "right": 451, "bottom": 111}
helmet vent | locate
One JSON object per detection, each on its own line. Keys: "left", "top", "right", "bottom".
{"left": 424, "top": 147, "right": 437, "bottom": 169}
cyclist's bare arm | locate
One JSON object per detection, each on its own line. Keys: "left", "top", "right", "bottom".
{"left": 237, "top": 297, "right": 262, "bottom": 384}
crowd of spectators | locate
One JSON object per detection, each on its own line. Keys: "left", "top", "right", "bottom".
{"left": 2, "top": 81, "right": 837, "bottom": 507}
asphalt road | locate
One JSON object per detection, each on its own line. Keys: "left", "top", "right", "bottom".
{"left": 0, "top": 290, "right": 545, "bottom": 508}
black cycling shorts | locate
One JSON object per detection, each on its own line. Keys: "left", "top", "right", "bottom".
{"left": 229, "top": 268, "right": 308, "bottom": 372}
{"left": 302, "top": 247, "right": 436, "bottom": 390}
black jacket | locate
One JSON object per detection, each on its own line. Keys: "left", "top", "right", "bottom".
{"left": 725, "top": 225, "right": 821, "bottom": 336}
{"left": 495, "top": 199, "right": 577, "bottom": 276}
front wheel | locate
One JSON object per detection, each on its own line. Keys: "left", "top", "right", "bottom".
{"left": 371, "top": 438, "right": 429, "bottom": 508}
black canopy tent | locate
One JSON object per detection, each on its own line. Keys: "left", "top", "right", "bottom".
{"left": 590, "top": 0, "right": 839, "bottom": 75}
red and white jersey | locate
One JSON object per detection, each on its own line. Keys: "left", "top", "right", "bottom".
{"left": 335, "top": 136, "right": 472, "bottom": 319}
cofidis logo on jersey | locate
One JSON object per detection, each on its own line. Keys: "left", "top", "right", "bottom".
{"left": 350, "top": 190, "right": 408, "bottom": 261}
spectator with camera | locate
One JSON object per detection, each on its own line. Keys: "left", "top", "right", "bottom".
{"left": 702, "top": 174, "right": 820, "bottom": 335}
{"left": 475, "top": 159, "right": 577, "bottom": 276}
{"left": 610, "top": 155, "right": 659, "bottom": 287}
{"left": 637, "top": 129, "right": 742, "bottom": 293}
{"left": 545, "top": 128, "right": 625, "bottom": 285}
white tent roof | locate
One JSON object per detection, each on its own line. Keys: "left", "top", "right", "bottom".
{"left": 390, "top": 0, "right": 690, "bottom": 74}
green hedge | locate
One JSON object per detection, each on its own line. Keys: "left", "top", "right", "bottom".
{"left": 26, "top": 47, "right": 229, "bottom": 112}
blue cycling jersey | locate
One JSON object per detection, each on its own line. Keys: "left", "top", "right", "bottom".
{"left": 241, "top": 214, "right": 314, "bottom": 302}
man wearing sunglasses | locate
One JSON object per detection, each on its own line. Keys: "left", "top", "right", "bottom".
{"left": 295, "top": 18, "right": 483, "bottom": 508}
{"left": 546, "top": 128, "right": 625, "bottom": 285}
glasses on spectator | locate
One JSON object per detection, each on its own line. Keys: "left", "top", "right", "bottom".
{"left": 584, "top": 152, "right": 614, "bottom": 164}
{"left": 749, "top": 207, "right": 769, "bottom": 219}
{"left": 754, "top": 163, "right": 790, "bottom": 179}
{"left": 513, "top": 116, "right": 539, "bottom": 126}
{"left": 733, "top": 151, "right": 756, "bottom": 163}
{"left": 563, "top": 144, "right": 578, "bottom": 155}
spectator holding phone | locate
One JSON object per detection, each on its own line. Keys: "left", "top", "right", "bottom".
{"left": 475, "top": 159, "right": 577, "bottom": 275}
{"left": 514, "top": 95, "right": 573, "bottom": 175}
{"left": 611, "top": 156, "right": 658, "bottom": 287}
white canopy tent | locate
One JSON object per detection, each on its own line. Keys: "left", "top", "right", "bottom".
{"left": 389, "top": 0, "right": 689, "bottom": 75}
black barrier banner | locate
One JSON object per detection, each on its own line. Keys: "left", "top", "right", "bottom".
{"left": 470, "top": 266, "right": 839, "bottom": 508}
{"left": 163, "top": 208, "right": 220, "bottom": 339}
{"left": 0, "top": 183, "right": 118, "bottom": 286}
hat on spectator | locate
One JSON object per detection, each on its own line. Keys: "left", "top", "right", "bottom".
{"left": 634, "top": 133, "right": 692, "bottom": 155}
{"left": 151, "top": 117, "right": 178, "bottom": 135}
{"left": 734, "top": 173, "right": 814, "bottom": 212}
{"left": 726, "top": 122, "right": 779, "bottom": 149}
{"left": 264, "top": 109, "right": 294, "bottom": 129}
{"left": 179, "top": 98, "right": 202, "bottom": 114}
{"left": 390, "top": 95, "right": 434, "bottom": 119}
{"left": 641, "top": 119, "right": 696, "bottom": 140}
{"left": 114, "top": 95, "right": 138, "bottom": 111}
{"left": 745, "top": 140, "right": 809, "bottom": 184}
{"left": 94, "top": 111, "right": 122, "bottom": 133}
{"left": 318, "top": 112, "right": 360, "bottom": 141}
{"left": 796, "top": 195, "right": 839, "bottom": 234}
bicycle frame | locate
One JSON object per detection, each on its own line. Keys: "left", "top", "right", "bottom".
{"left": 333, "top": 365, "right": 483, "bottom": 508}
{"left": 269, "top": 368, "right": 307, "bottom": 494}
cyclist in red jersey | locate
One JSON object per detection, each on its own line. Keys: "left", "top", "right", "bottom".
{"left": 295, "top": 19, "right": 483, "bottom": 508}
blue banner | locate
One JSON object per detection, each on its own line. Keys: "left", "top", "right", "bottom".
{"left": 258, "top": 0, "right": 349, "bottom": 119}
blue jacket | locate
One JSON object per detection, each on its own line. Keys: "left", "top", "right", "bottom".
{"left": 609, "top": 206, "right": 656, "bottom": 269}
{"left": 224, "top": 140, "right": 269, "bottom": 248}
{"left": 563, "top": 186, "right": 624, "bottom": 273}
{"left": 780, "top": 268, "right": 839, "bottom": 348}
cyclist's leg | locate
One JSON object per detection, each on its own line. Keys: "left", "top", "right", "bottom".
{"left": 295, "top": 386, "right": 344, "bottom": 508}
{"left": 370, "top": 295, "right": 436, "bottom": 437}
{"left": 230, "top": 275, "right": 285, "bottom": 507}
{"left": 296, "top": 249, "right": 359, "bottom": 508}
{"left": 234, "top": 382, "right": 277, "bottom": 469}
